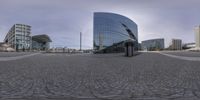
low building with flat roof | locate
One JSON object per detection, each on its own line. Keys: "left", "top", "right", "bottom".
{"left": 0, "top": 42, "right": 15, "bottom": 52}
{"left": 141, "top": 38, "right": 165, "bottom": 51}
{"left": 183, "top": 43, "right": 195, "bottom": 50}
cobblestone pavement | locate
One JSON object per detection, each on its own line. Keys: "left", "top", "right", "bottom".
{"left": 1, "top": 52, "right": 200, "bottom": 100}
{"left": 0, "top": 52, "right": 35, "bottom": 57}
{"left": 158, "top": 52, "right": 200, "bottom": 61}
{"left": 162, "top": 51, "right": 200, "bottom": 57}
{"left": 0, "top": 53, "right": 40, "bottom": 61}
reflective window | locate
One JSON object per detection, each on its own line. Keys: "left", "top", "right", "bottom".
{"left": 94, "top": 12, "right": 138, "bottom": 52}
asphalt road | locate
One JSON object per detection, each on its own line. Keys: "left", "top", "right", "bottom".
{"left": 1, "top": 52, "right": 200, "bottom": 100}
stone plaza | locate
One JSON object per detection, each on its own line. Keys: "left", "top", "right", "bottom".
{"left": 1, "top": 51, "right": 200, "bottom": 100}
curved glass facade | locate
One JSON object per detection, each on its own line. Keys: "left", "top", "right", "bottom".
{"left": 32, "top": 34, "right": 52, "bottom": 51}
{"left": 93, "top": 12, "right": 138, "bottom": 53}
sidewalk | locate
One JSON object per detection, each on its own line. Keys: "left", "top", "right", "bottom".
{"left": 0, "top": 52, "right": 40, "bottom": 61}
{"left": 158, "top": 52, "right": 200, "bottom": 61}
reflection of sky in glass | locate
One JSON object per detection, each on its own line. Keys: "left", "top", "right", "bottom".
{"left": 94, "top": 12, "right": 138, "bottom": 50}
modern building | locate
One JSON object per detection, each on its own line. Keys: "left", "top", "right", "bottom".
{"left": 195, "top": 26, "right": 200, "bottom": 48}
{"left": 182, "top": 43, "right": 195, "bottom": 50}
{"left": 141, "top": 38, "right": 165, "bottom": 51}
{"left": 138, "top": 43, "right": 142, "bottom": 50}
{"left": 4, "top": 24, "right": 32, "bottom": 51}
{"left": 93, "top": 12, "right": 138, "bottom": 53}
{"left": 4, "top": 24, "right": 52, "bottom": 52}
{"left": 170, "top": 39, "right": 182, "bottom": 50}
{"left": 32, "top": 34, "right": 52, "bottom": 51}
{"left": 0, "top": 42, "right": 15, "bottom": 52}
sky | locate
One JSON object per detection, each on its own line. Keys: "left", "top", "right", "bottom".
{"left": 0, "top": 0, "right": 200, "bottom": 49}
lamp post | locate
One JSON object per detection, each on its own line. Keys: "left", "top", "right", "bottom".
{"left": 80, "top": 32, "right": 82, "bottom": 51}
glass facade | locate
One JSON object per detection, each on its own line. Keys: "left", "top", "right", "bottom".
{"left": 32, "top": 35, "right": 52, "bottom": 51}
{"left": 141, "top": 38, "right": 165, "bottom": 51}
{"left": 32, "top": 40, "right": 50, "bottom": 50}
{"left": 4, "top": 24, "right": 51, "bottom": 51}
{"left": 93, "top": 12, "right": 138, "bottom": 53}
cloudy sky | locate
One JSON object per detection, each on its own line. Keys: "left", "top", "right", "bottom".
{"left": 0, "top": 0, "right": 200, "bottom": 49}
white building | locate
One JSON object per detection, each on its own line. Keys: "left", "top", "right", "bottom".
{"left": 4, "top": 24, "right": 32, "bottom": 51}
{"left": 183, "top": 43, "right": 195, "bottom": 49}
{"left": 195, "top": 26, "right": 200, "bottom": 48}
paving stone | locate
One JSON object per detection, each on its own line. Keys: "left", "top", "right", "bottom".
{"left": 0, "top": 52, "right": 200, "bottom": 99}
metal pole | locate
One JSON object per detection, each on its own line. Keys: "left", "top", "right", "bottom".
{"left": 80, "top": 32, "right": 82, "bottom": 51}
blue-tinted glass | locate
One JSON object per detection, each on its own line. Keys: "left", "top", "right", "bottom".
{"left": 93, "top": 12, "right": 138, "bottom": 52}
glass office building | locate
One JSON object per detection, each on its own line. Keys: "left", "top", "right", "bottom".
{"left": 32, "top": 34, "right": 52, "bottom": 51}
{"left": 4, "top": 24, "right": 52, "bottom": 51}
{"left": 93, "top": 12, "right": 138, "bottom": 53}
{"left": 4, "top": 24, "right": 32, "bottom": 51}
{"left": 141, "top": 38, "right": 165, "bottom": 51}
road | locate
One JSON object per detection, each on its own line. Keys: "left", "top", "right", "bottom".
{"left": 1, "top": 52, "right": 200, "bottom": 100}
